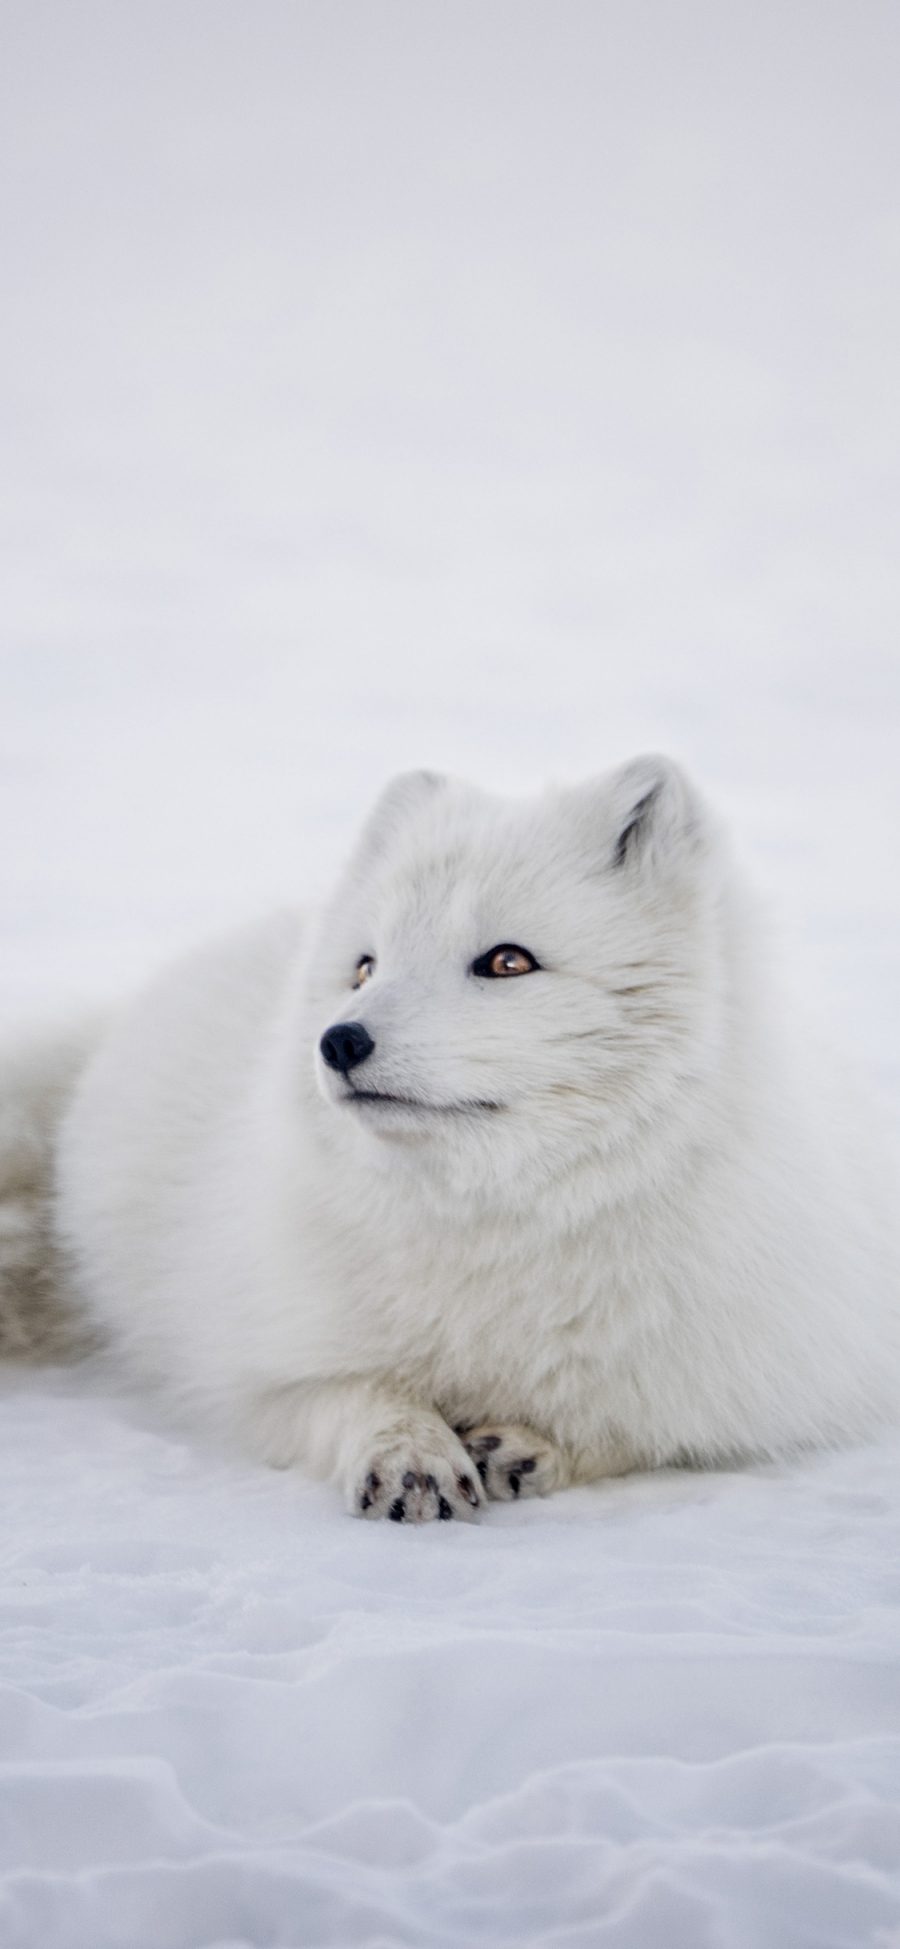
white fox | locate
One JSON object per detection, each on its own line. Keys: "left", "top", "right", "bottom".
{"left": 3, "top": 757, "right": 899, "bottom": 1520}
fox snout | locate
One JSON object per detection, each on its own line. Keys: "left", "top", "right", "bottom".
{"left": 320, "top": 1021, "right": 375, "bottom": 1074}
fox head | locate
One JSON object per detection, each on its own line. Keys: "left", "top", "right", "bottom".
{"left": 301, "top": 757, "right": 738, "bottom": 1205}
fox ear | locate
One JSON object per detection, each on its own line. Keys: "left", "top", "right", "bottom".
{"left": 355, "top": 769, "right": 447, "bottom": 864}
{"left": 367, "top": 768, "right": 446, "bottom": 827}
{"left": 604, "top": 755, "right": 705, "bottom": 873}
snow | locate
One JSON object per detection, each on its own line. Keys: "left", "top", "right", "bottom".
{"left": 2, "top": 3, "right": 900, "bottom": 1944}
{"left": 4, "top": 1372, "right": 900, "bottom": 1949}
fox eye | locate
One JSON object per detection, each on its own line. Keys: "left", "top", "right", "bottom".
{"left": 471, "top": 943, "right": 540, "bottom": 979}
{"left": 352, "top": 954, "right": 376, "bottom": 989}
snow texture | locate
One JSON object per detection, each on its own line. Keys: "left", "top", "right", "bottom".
{"left": 2, "top": 4, "right": 900, "bottom": 1944}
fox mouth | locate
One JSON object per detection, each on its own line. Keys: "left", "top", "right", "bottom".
{"left": 342, "top": 1087, "right": 502, "bottom": 1117}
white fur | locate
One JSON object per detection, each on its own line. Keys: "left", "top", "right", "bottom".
{"left": 20, "top": 755, "right": 900, "bottom": 1519}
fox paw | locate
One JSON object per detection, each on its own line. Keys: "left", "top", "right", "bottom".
{"left": 351, "top": 1430, "right": 484, "bottom": 1524}
{"left": 458, "top": 1424, "right": 567, "bottom": 1502}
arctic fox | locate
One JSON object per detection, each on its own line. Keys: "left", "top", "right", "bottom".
{"left": 4, "top": 756, "right": 900, "bottom": 1521}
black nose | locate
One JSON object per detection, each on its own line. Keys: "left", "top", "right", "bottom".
{"left": 319, "top": 1020, "right": 376, "bottom": 1074}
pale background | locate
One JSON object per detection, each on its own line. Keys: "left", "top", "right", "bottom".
{"left": 2, "top": 1, "right": 898, "bottom": 1070}
{"left": 2, "top": 6, "right": 900, "bottom": 1945}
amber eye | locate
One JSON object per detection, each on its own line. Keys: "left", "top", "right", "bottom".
{"left": 471, "top": 943, "right": 540, "bottom": 979}
{"left": 352, "top": 954, "right": 376, "bottom": 989}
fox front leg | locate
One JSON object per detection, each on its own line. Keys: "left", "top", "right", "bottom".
{"left": 246, "top": 1376, "right": 486, "bottom": 1523}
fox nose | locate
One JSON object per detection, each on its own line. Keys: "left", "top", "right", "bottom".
{"left": 320, "top": 1020, "right": 375, "bottom": 1074}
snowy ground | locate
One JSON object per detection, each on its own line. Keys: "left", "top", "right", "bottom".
{"left": 2, "top": 4, "right": 900, "bottom": 1945}
{"left": 3, "top": 1372, "right": 900, "bottom": 1949}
